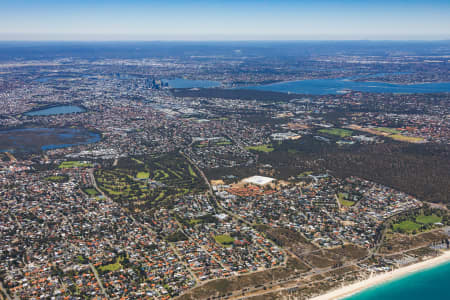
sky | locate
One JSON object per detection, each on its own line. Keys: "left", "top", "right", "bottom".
{"left": 1, "top": 0, "right": 449, "bottom": 41}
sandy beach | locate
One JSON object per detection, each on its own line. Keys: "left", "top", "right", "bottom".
{"left": 310, "top": 250, "right": 450, "bottom": 300}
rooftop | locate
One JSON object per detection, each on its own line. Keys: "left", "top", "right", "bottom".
{"left": 243, "top": 175, "right": 275, "bottom": 186}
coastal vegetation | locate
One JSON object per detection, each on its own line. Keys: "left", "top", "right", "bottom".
{"left": 253, "top": 225, "right": 317, "bottom": 253}
{"left": 178, "top": 256, "right": 310, "bottom": 300}
{"left": 380, "top": 230, "right": 448, "bottom": 254}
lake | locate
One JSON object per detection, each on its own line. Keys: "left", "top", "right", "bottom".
{"left": 163, "top": 78, "right": 221, "bottom": 88}
{"left": 25, "top": 105, "right": 86, "bottom": 116}
{"left": 244, "top": 78, "right": 450, "bottom": 95}
{"left": 0, "top": 127, "right": 100, "bottom": 152}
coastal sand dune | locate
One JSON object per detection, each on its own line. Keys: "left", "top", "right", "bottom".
{"left": 309, "top": 250, "right": 450, "bottom": 300}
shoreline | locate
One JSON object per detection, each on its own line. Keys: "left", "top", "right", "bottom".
{"left": 309, "top": 250, "right": 450, "bottom": 300}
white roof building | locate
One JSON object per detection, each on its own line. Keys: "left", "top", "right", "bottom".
{"left": 243, "top": 175, "right": 275, "bottom": 186}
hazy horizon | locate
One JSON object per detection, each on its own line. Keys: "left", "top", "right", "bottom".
{"left": 1, "top": 37, "right": 450, "bottom": 42}
{"left": 1, "top": 0, "right": 449, "bottom": 41}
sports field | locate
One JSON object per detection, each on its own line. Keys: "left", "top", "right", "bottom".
{"left": 245, "top": 144, "right": 274, "bottom": 152}
{"left": 59, "top": 161, "right": 93, "bottom": 168}
{"left": 318, "top": 128, "right": 353, "bottom": 138}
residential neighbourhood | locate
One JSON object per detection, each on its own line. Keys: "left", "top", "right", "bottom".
{"left": 0, "top": 46, "right": 449, "bottom": 299}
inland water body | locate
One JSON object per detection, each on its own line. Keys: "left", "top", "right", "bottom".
{"left": 0, "top": 128, "right": 100, "bottom": 152}
{"left": 245, "top": 78, "right": 450, "bottom": 95}
{"left": 163, "top": 78, "right": 221, "bottom": 88}
{"left": 24, "top": 105, "right": 86, "bottom": 116}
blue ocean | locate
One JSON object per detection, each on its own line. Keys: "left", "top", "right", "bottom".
{"left": 345, "top": 261, "right": 450, "bottom": 300}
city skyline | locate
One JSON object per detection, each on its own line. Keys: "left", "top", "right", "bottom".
{"left": 1, "top": 0, "right": 450, "bottom": 41}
